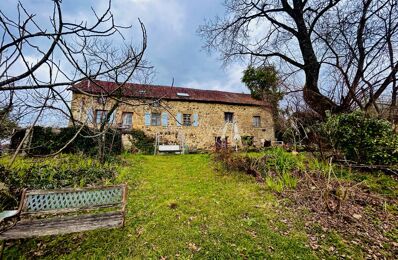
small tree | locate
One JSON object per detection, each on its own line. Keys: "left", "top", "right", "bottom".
{"left": 0, "top": 105, "right": 17, "bottom": 150}
{"left": 242, "top": 65, "right": 283, "bottom": 130}
{"left": 0, "top": 0, "right": 151, "bottom": 164}
{"left": 0, "top": 113, "right": 16, "bottom": 141}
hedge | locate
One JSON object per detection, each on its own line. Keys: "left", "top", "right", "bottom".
{"left": 10, "top": 126, "right": 122, "bottom": 156}
{"left": 321, "top": 111, "right": 398, "bottom": 165}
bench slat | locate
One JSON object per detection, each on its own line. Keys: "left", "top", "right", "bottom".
{"left": 0, "top": 212, "right": 123, "bottom": 240}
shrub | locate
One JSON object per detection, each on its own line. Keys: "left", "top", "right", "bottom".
{"left": 0, "top": 154, "right": 118, "bottom": 210}
{"left": 103, "top": 129, "right": 123, "bottom": 155}
{"left": 321, "top": 111, "right": 398, "bottom": 165}
{"left": 10, "top": 126, "right": 122, "bottom": 156}
{"left": 57, "top": 126, "right": 97, "bottom": 155}
{"left": 214, "top": 148, "right": 304, "bottom": 191}
{"left": 125, "top": 129, "right": 155, "bottom": 154}
{"left": 262, "top": 147, "right": 306, "bottom": 174}
{"left": 242, "top": 136, "right": 254, "bottom": 146}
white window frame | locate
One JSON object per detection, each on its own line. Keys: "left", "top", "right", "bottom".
{"left": 151, "top": 113, "right": 161, "bottom": 126}
{"left": 95, "top": 110, "right": 108, "bottom": 125}
{"left": 122, "top": 112, "right": 133, "bottom": 129}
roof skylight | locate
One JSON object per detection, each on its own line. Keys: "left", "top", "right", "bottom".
{"left": 177, "top": 92, "right": 190, "bottom": 97}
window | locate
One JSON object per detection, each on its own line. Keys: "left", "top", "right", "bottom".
{"left": 242, "top": 136, "right": 254, "bottom": 146}
{"left": 151, "top": 113, "right": 161, "bottom": 126}
{"left": 152, "top": 100, "right": 160, "bottom": 107}
{"left": 183, "top": 114, "right": 191, "bottom": 126}
{"left": 224, "top": 112, "right": 234, "bottom": 123}
{"left": 253, "top": 116, "right": 261, "bottom": 127}
{"left": 122, "top": 112, "right": 133, "bottom": 129}
{"left": 95, "top": 110, "right": 108, "bottom": 125}
{"left": 97, "top": 96, "right": 107, "bottom": 104}
{"left": 177, "top": 92, "right": 190, "bottom": 97}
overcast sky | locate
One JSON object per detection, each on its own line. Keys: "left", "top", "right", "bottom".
{"left": 1, "top": 0, "right": 249, "bottom": 94}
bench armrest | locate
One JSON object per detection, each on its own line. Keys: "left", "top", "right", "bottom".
{"left": 0, "top": 189, "right": 26, "bottom": 223}
{"left": 0, "top": 210, "right": 19, "bottom": 223}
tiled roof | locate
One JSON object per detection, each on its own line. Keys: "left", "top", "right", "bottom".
{"left": 70, "top": 80, "right": 268, "bottom": 107}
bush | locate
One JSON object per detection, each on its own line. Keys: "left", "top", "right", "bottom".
{"left": 103, "top": 129, "right": 123, "bottom": 155}
{"left": 57, "top": 126, "right": 97, "bottom": 155}
{"left": 10, "top": 126, "right": 122, "bottom": 156}
{"left": 214, "top": 148, "right": 304, "bottom": 191}
{"left": 322, "top": 111, "right": 398, "bottom": 165}
{"left": 125, "top": 129, "right": 155, "bottom": 154}
{"left": 0, "top": 154, "right": 118, "bottom": 210}
{"left": 29, "top": 126, "right": 58, "bottom": 155}
{"left": 262, "top": 147, "right": 306, "bottom": 174}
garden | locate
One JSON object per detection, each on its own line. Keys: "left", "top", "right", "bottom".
{"left": 1, "top": 112, "right": 398, "bottom": 258}
{"left": 1, "top": 0, "right": 398, "bottom": 258}
{"left": 0, "top": 145, "right": 397, "bottom": 259}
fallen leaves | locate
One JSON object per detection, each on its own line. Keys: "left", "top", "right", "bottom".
{"left": 352, "top": 213, "right": 362, "bottom": 220}
{"left": 187, "top": 242, "right": 201, "bottom": 252}
{"left": 280, "top": 173, "right": 398, "bottom": 259}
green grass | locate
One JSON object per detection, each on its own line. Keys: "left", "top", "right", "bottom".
{"left": 3, "top": 154, "right": 315, "bottom": 259}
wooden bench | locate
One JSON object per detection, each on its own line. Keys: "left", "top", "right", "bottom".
{"left": 158, "top": 144, "right": 182, "bottom": 153}
{"left": 0, "top": 184, "right": 127, "bottom": 240}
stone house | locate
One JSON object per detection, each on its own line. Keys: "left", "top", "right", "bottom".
{"left": 70, "top": 80, "right": 274, "bottom": 151}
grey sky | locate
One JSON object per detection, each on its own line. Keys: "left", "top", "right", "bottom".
{"left": 1, "top": 0, "right": 250, "bottom": 94}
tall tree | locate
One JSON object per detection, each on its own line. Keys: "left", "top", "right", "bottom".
{"left": 242, "top": 65, "right": 283, "bottom": 124}
{"left": 200, "top": 0, "right": 398, "bottom": 117}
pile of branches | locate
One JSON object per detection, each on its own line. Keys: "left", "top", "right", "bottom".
{"left": 335, "top": 159, "right": 398, "bottom": 177}
{"left": 213, "top": 151, "right": 265, "bottom": 183}
{"left": 280, "top": 169, "right": 398, "bottom": 258}
{"left": 215, "top": 150, "right": 398, "bottom": 257}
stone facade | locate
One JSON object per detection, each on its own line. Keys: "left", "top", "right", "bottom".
{"left": 70, "top": 93, "right": 274, "bottom": 151}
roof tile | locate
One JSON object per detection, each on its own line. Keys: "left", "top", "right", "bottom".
{"left": 70, "top": 80, "right": 268, "bottom": 107}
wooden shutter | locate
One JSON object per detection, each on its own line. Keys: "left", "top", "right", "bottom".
{"left": 176, "top": 113, "right": 182, "bottom": 126}
{"left": 109, "top": 111, "right": 115, "bottom": 125}
{"left": 193, "top": 113, "right": 199, "bottom": 127}
{"left": 161, "top": 112, "right": 168, "bottom": 127}
{"left": 87, "top": 108, "right": 94, "bottom": 124}
{"left": 145, "top": 112, "right": 151, "bottom": 126}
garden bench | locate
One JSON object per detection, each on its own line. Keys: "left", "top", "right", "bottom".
{"left": 0, "top": 184, "right": 127, "bottom": 240}
{"left": 158, "top": 144, "right": 182, "bottom": 153}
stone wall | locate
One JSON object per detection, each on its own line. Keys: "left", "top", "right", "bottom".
{"left": 70, "top": 93, "right": 275, "bottom": 150}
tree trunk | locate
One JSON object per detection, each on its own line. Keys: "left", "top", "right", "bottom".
{"left": 98, "top": 132, "right": 106, "bottom": 164}
{"left": 390, "top": 83, "right": 397, "bottom": 123}
{"left": 294, "top": 10, "right": 339, "bottom": 116}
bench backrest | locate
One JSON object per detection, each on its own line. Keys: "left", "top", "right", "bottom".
{"left": 20, "top": 184, "right": 127, "bottom": 215}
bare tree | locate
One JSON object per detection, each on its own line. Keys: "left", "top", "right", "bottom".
{"left": 0, "top": 0, "right": 151, "bottom": 162}
{"left": 316, "top": 0, "right": 398, "bottom": 113}
{"left": 199, "top": 0, "right": 398, "bottom": 117}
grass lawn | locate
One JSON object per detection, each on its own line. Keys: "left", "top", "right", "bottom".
{"left": 4, "top": 154, "right": 316, "bottom": 259}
